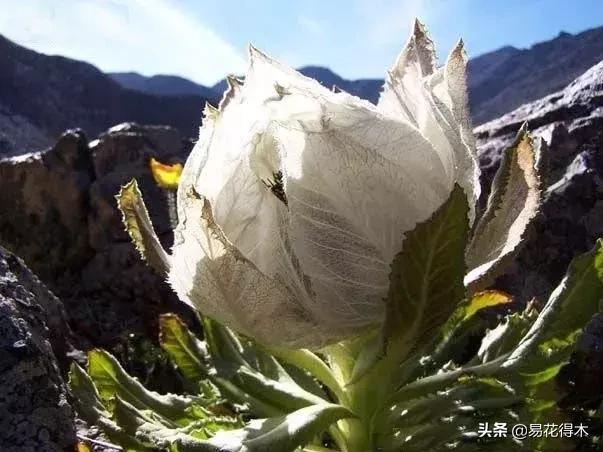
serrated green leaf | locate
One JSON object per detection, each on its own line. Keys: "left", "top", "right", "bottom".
{"left": 201, "top": 317, "right": 329, "bottom": 417}
{"left": 68, "top": 363, "right": 151, "bottom": 451}
{"left": 389, "top": 354, "right": 509, "bottom": 407}
{"left": 395, "top": 290, "right": 513, "bottom": 385}
{"left": 494, "top": 240, "right": 603, "bottom": 446}
{"left": 465, "top": 125, "right": 543, "bottom": 292}
{"left": 160, "top": 313, "right": 210, "bottom": 384}
{"left": 202, "top": 316, "right": 250, "bottom": 375}
{"left": 264, "top": 347, "right": 344, "bottom": 401}
{"left": 376, "top": 377, "right": 522, "bottom": 451}
{"left": 384, "top": 184, "right": 469, "bottom": 360}
{"left": 279, "top": 363, "right": 328, "bottom": 401}
{"left": 69, "top": 361, "right": 109, "bottom": 417}
{"left": 209, "top": 375, "right": 284, "bottom": 418}
{"left": 87, "top": 349, "right": 201, "bottom": 425}
{"left": 113, "top": 396, "right": 222, "bottom": 451}
{"left": 384, "top": 239, "right": 602, "bottom": 449}
{"left": 116, "top": 179, "right": 170, "bottom": 274}
{"left": 228, "top": 365, "right": 326, "bottom": 413}
{"left": 475, "top": 303, "right": 538, "bottom": 364}
{"left": 383, "top": 376, "right": 518, "bottom": 428}
{"left": 208, "top": 403, "right": 353, "bottom": 452}
{"left": 503, "top": 239, "right": 603, "bottom": 372}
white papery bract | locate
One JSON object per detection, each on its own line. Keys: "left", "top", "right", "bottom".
{"left": 168, "top": 20, "right": 479, "bottom": 348}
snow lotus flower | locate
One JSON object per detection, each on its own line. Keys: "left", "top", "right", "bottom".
{"left": 167, "top": 21, "right": 481, "bottom": 348}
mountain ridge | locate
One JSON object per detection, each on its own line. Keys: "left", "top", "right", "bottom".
{"left": 2, "top": 24, "right": 603, "bottom": 156}
{"left": 0, "top": 33, "right": 217, "bottom": 156}
{"left": 110, "top": 25, "right": 603, "bottom": 124}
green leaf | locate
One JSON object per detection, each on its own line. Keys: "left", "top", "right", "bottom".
{"left": 202, "top": 316, "right": 250, "bottom": 375}
{"left": 208, "top": 403, "right": 353, "bottom": 452}
{"left": 262, "top": 348, "right": 342, "bottom": 400}
{"left": 160, "top": 313, "right": 210, "bottom": 384}
{"left": 395, "top": 290, "right": 513, "bottom": 385}
{"left": 376, "top": 376, "right": 521, "bottom": 451}
{"left": 279, "top": 363, "right": 328, "bottom": 401}
{"left": 116, "top": 179, "right": 170, "bottom": 274}
{"left": 384, "top": 184, "right": 469, "bottom": 359}
{"left": 465, "top": 125, "right": 543, "bottom": 292}
{"left": 201, "top": 317, "right": 329, "bottom": 417}
{"left": 209, "top": 375, "right": 284, "bottom": 418}
{"left": 87, "top": 348, "right": 201, "bottom": 425}
{"left": 68, "top": 363, "right": 151, "bottom": 451}
{"left": 503, "top": 239, "right": 603, "bottom": 372}
{"left": 226, "top": 365, "right": 327, "bottom": 414}
{"left": 495, "top": 239, "right": 603, "bottom": 435}
{"left": 347, "top": 330, "right": 384, "bottom": 386}
{"left": 474, "top": 305, "right": 538, "bottom": 364}
{"left": 384, "top": 240, "right": 602, "bottom": 450}
{"left": 112, "top": 396, "right": 222, "bottom": 451}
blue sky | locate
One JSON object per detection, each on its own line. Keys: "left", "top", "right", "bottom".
{"left": 1, "top": 0, "right": 602, "bottom": 86}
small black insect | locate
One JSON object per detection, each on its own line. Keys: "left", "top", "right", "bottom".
{"left": 266, "top": 171, "right": 288, "bottom": 206}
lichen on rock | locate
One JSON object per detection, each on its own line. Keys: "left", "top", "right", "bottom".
{"left": 0, "top": 246, "right": 76, "bottom": 451}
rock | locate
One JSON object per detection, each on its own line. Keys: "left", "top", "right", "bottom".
{"left": 0, "top": 122, "right": 196, "bottom": 350}
{"left": 0, "top": 129, "right": 95, "bottom": 283}
{"left": 475, "top": 60, "right": 603, "bottom": 303}
{"left": 87, "top": 123, "right": 185, "bottom": 250}
{"left": 76, "top": 123, "right": 194, "bottom": 346}
{"left": 0, "top": 245, "right": 76, "bottom": 451}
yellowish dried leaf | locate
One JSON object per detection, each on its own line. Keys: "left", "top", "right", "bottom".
{"left": 150, "top": 157, "right": 182, "bottom": 189}
{"left": 464, "top": 290, "right": 512, "bottom": 320}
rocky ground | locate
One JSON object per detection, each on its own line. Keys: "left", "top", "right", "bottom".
{"left": 0, "top": 60, "right": 601, "bottom": 450}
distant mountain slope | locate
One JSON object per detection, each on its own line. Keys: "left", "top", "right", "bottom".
{"left": 110, "top": 26, "right": 603, "bottom": 126}
{"left": 210, "top": 66, "right": 383, "bottom": 103}
{"left": 298, "top": 66, "right": 382, "bottom": 103}
{"left": 468, "top": 27, "right": 603, "bottom": 123}
{"left": 3, "top": 24, "right": 603, "bottom": 156}
{"left": 109, "top": 72, "right": 216, "bottom": 99}
{"left": 0, "top": 34, "right": 217, "bottom": 155}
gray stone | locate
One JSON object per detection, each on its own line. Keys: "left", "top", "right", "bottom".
{"left": 0, "top": 130, "right": 95, "bottom": 283}
{"left": 0, "top": 245, "right": 76, "bottom": 451}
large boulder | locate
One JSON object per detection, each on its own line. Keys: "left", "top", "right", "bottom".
{"left": 0, "top": 245, "right": 76, "bottom": 451}
{"left": 0, "top": 123, "right": 195, "bottom": 350}
{"left": 0, "top": 130, "right": 94, "bottom": 283}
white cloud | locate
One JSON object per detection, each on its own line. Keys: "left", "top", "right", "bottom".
{"left": 0, "top": 0, "right": 247, "bottom": 85}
